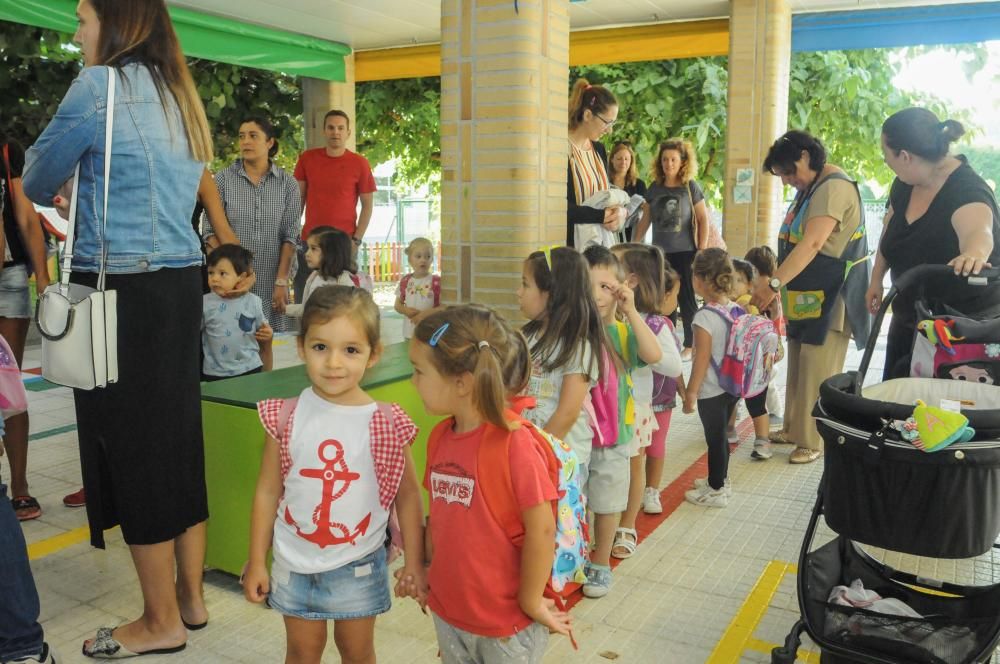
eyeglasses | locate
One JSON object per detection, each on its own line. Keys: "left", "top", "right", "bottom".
{"left": 594, "top": 113, "right": 616, "bottom": 128}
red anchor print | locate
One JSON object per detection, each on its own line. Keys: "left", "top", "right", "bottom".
{"left": 284, "top": 438, "right": 372, "bottom": 548}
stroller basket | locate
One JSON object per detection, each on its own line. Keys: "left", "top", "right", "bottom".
{"left": 817, "top": 372, "right": 1000, "bottom": 559}
{"left": 802, "top": 537, "right": 1000, "bottom": 664}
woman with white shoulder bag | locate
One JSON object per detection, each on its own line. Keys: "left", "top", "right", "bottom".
{"left": 23, "top": 0, "right": 212, "bottom": 657}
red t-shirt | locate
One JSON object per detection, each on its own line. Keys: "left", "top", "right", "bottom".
{"left": 424, "top": 424, "right": 558, "bottom": 637}
{"left": 293, "top": 148, "right": 376, "bottom": 238}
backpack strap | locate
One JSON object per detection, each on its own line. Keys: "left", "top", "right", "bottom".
{"left": 271, "top": 397, "right": 298, "bottom": 480}
{"left": 431, "top": 274, "right": 441, "bottom": 307}
{"left": 399, "top": 273, "right": 411, "bottom": 305}
{"left": 477, "top": 417, "right": 525, "bottom": 545}
{"left": 350, "top": 272, "right": 361, "bottom": 287}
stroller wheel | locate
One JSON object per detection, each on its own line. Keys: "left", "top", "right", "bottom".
{"left": 770, "top": 646, "right": 797, "bottom": 664}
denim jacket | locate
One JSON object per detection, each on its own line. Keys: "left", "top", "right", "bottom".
{"left": 23, "top": 64, "right": 204, "bottom": 274}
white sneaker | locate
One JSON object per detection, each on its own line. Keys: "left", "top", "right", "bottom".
{"left": 642, "top": 487, "right": 663, "bottom": 514}
{"left": 693, "top": 477, "right": 732, "bottom": 497}
{"left": 726, "top": 428, "right": 739, "bottom": 444}
{"left": 751, "top": 439, "right": 773, "bottom": 460}
{"left": 684, "top": 485, "right": 729, "bottom": 508}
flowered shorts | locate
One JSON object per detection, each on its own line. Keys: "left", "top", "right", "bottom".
{"left": 623, "top": 401, "right": 659, "bottom": 457}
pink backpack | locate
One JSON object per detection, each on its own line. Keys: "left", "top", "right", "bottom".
{"left": 703, "top": 303, "right": 779, "bottom": 398}
{"left": 586, "top": 347, "right": 620, "bottom": 448}
{"left": 0, "top": 334, "right": 26, "bottom": 419}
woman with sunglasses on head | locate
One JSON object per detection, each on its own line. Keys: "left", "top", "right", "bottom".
{"left": 749, "top": 130, "right": 872, "bottom": 465}
{"left": 635, "top": 138, "right": 708, "bottom": 361}
{"left": 567, "top": 79, "right": 625, "bottom": 249}
{"left": 608, "top": 141, "right": 647, "bottom": 242}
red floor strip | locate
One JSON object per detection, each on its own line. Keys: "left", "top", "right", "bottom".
{"left": 563, "top": 416, "right": 752, "bottom": 609}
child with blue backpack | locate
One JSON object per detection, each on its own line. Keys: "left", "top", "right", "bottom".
{"left": 582, "top": 245, "right": 662, "bottom": 596}
{"left": 410, "top": 306, "right": 574, "bottom": 663}
{"left": 682, "top": 249, "right": 772, "bottom": 508}
{"left": 609, "top": 243, "right": 683, "bottom": 558}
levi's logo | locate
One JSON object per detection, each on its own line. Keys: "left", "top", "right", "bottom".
{"left": 430, "top": 471, "right": 474, "bottom": 507}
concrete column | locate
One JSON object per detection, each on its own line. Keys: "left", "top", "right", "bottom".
{"left": 302, "top": 53, "right": 357, "bottom": 151}
{"left": 722, "top": 0, "right": 791, "bottom": 256}
{"left": 439, "top": 0, "right": 569, "bottom": 318}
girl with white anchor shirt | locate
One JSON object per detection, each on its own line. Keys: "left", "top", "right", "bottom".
{"left": 244, "top": 286, "right": 426, "bottom": 664}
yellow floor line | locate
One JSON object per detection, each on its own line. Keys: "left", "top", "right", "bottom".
{"left": 27, "top": 525, "right": 94, "bottom": 560}
{"left": 746, "top": 636, "right": 821, "bottom": 663}
{"left": 707, "top": 560, "right": 795, "bottom": 664}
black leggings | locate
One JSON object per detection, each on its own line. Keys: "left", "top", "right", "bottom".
{"left": 743, "top": 388, "right": 768, "bottom": 419}
{"left": 698, "top": 392, "right": 740, "bottom": 491}
{"left": 667, "top": 250, "right": 697, "bottom": 349}
{"left": 698, "top": 388, "right": 769, "bottom": 491}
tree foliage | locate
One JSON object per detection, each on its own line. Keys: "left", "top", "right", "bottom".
{"left": 574, "top": 46, "right": 983, "bottom": 206}
{"left": 2, "top": 17, "right": 985, "bottom": 206}
{"left": 0, "top": 21, "right": 305, "bottom": 173}
{"left": 355, "top": 77, "right": 441, "bottom": 194}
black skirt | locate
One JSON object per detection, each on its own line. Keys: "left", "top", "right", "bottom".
{"left": 72, "top": 266, "right": 208, "bottom": 547}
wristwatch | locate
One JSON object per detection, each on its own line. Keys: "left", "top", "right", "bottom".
{"left": 351, "top": 235, "right": 363, "bottom": 245}
{"left": 768, "top": 277, "right": 782, "bottom": 293}
{"left": 274, "top": 278, "right": 289, "bottom": 287}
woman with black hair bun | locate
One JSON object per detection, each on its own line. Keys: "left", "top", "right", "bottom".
{"left": 868, "top": 107, "right": 1000, "bottom": 380}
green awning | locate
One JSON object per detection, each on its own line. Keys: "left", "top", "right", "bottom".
{"left": 0, "top": 0, "right": 351, "bottom": 81}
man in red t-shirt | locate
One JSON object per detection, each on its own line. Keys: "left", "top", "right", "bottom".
{"left": 292, "top": 109, "right": 376, "bottom": 300}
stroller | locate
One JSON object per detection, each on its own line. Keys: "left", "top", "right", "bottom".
{"left": 772, "top": 264, "right": 1000, "bottom": 664}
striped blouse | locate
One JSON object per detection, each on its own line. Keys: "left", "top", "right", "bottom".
{"left": 569, "top": 141, "right": 609, "bottom": 205}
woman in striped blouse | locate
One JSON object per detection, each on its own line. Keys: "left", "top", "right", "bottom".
{"left": 204, "top": 116, "right": 301, "bottom": 332}
{"left": 566, "top": 79, "right": 625, "bottom": 249}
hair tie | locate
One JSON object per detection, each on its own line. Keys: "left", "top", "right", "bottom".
{"left": 429, "top": 323, "right": 449, "bottom": 347}
{"left": 588, "top": 96, "right": 596, "bottom": 106}
{"left": 585, "top": 84, "right": 592, "bottom": 90}
{"left": 477, "top": 340, "right": 491, "bottom": 351}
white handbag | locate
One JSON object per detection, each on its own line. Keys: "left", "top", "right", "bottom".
{"left": 35, "top": 70, "right": 118, "bottom": 390}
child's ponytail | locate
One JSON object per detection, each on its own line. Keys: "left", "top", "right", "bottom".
{"left": 692, "top": 247, "right": 735, "bottom": 297}
{"left": 414, "top": 306, "right": 515, "bottom": 431}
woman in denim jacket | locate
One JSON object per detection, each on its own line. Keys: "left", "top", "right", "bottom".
{"left": 23, "top": 0, "right": 213, "bottom": 657}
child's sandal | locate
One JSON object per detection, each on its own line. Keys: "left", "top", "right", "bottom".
{"left": 611, "top": 527, "right": 638, "bottom": 559}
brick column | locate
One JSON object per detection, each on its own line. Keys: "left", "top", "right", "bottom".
{"left": 439, "top": 0, "right": 569, "bottom": 318}
{"left": 302, "top": 53, "right": 357, "bottom": 151}
{"left": 722, "top": 0, "right": 791, "bottom": 256}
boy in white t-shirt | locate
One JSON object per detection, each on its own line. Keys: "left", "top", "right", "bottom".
{"left": 394, "top": 237, "right": 442, "bottom": 339}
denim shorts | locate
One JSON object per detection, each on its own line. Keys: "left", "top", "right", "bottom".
{"left": 267, "top": 546, "right": 391, "bottom": 620}
{"left": 0, "top": 265, "right": 31, "bottom": 319}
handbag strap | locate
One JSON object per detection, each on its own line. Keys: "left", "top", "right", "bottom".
{"left": 61, "top": 67, "right": 115, "bottom": 291}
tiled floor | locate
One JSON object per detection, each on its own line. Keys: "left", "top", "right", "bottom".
{"left": 8, "top": 310, "right": 1000, "bottom": 663}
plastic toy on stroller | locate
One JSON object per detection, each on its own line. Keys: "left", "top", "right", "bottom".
{"left": 772, "top": 264, "right": 1000, "bottom": 664}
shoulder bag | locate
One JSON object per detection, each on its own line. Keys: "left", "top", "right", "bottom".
{"left": 35, "top": 69, "right": 118, "bottom": 390}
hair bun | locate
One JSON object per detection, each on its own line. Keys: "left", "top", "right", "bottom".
{"left": 940, "top": 119, "right": 965, "bottom": 143}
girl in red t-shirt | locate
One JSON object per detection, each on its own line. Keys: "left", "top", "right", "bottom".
{"left": 405, "top": 306, "right": 572, "bottom": 663}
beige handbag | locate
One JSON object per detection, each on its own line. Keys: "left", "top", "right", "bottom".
{"left": 35, "top": 69, "right": 118, "bottom": 390}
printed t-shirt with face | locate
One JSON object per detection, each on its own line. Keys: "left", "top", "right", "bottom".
{"left": 692, "top": 302, "right": 742, "bottom": 399}
{"left": 399, "top": 273, "right": 437, "bottom": 339}
{"left": 521, "top": 335, "right": 597, "bottom": 465}
{"left": 293, "top": 148, "right": 377, "bottom": 238}
{"left": 201, "top": 291, "right": 266, "bottom": 377}
{"left": 424, "top": 424, "right": 558, "bottom": 637}
{"left": 644, "top": 180, "right": 705, "bottom": 254}
{"left": 271, "top": 390, "right": 388, "bottom": 575}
